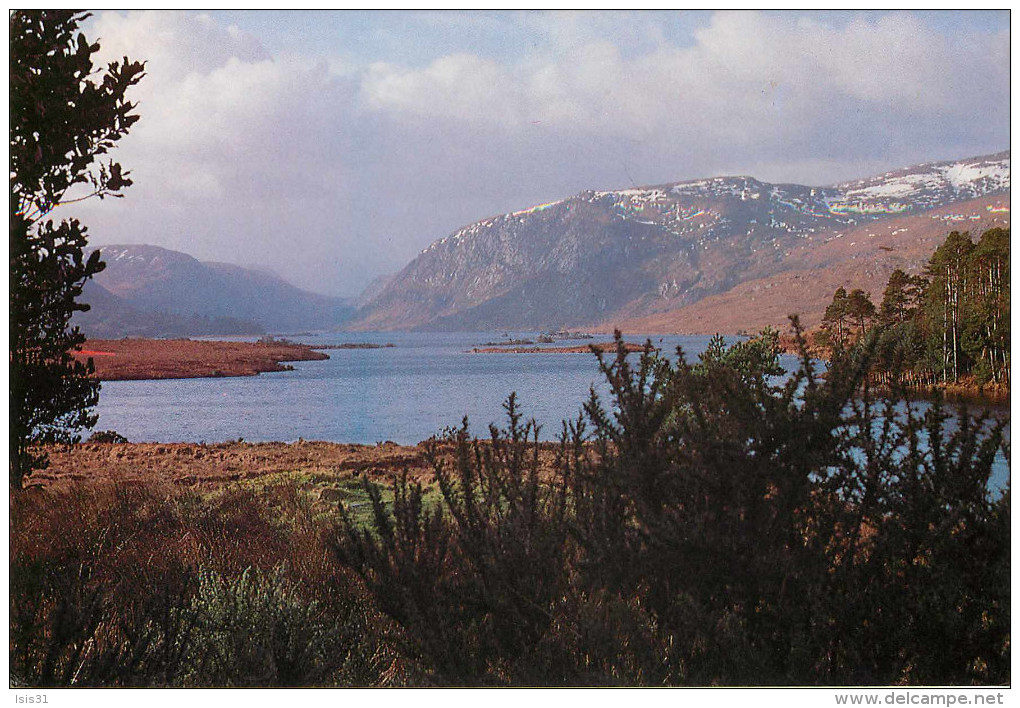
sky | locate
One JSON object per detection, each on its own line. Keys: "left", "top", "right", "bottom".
{"left": 67, "top": 10, "right": 1010, "bottom": 298}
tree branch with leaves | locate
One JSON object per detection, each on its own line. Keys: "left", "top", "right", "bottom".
{"left": 9, "top": 10, "right": 144, "bottom": 487}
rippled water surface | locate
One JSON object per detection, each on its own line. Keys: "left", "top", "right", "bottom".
{"left": 93, "top": 331, "right": 1009, "bottom": 489}
{"left": 94, "top": 332, "right": 722, "bottom": 444}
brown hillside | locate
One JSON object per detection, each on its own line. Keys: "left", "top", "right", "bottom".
{"left": 604, "top": 196, "right": 1009, "bottom": 334}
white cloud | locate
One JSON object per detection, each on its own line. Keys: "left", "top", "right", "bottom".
{"left": 362, "top": 10, "right": 1007, "bottom": 147}
{"left": 91, "top": 10, "right": 269, "bottom": 81}
{"left": 364, "top": 54, "right": 519, "bottom": 124}
{"left": 68, "top": 10, "right": 1008, "bottom": 297}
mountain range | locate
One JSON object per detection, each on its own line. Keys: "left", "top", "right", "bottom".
{"left": 75, "top": 244, "right": 354, "bottom": 338}
{"left": 349, "top": 150, "right": 1010, "bottom": 333}
{"left": 76, "top": 151, "right": 1009, "bottom": 338}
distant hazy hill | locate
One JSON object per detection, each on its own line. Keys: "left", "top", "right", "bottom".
{"left": 349, "top": 151, "right": 1009, "bottom": 333}
{"left": 353, "top": 272, "right": 397, "bottom": 309}
{"left": 74, "top": 280, "right": 265, "bottom": 339}
{"left": 77, "top": 244, "right": 354, "bottom": 337}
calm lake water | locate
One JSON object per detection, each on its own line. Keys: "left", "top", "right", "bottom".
{"left": 93, "top": 331, "right": 1009, "bottom": 489}
{"left": 94, "top": 332, "right": 720, "bottom": 444}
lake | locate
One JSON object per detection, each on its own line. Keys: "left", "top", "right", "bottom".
{"left": 93, "top": 331, "right": 1009, "bottom": 489}
{"left": 93, "top": 332, "right": 726, "bottom": 444}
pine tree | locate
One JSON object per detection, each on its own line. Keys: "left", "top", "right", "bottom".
{"left": 822, "top": 287, "right": 851, "bottom": 348}
{"left": 845, "top": 289, "right": 876, "bottom": 340}
{"left": 878, "top": 269, "right": 926, "bottom": 327}
{"left": 965, "top": 228, "right": 1010, "bottom": 385}
{"left": 924, "top": 232, "right": 975, "bottom": 383}
{"left": 9, "top": 11, "right": 144, "bottom": 487}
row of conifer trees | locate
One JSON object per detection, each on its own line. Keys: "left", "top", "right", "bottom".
{"left": 820, "top": 228, "right": 1009, "bottom": 387}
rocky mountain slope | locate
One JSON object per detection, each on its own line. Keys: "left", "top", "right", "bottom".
{"left": 76, "top": 244, "right": 354, "bottom": 337}
{"left": 350, "top": 151, "right": 1009, "bottom": 333}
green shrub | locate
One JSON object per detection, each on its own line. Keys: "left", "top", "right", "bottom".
{"left": 86, "top": 430, "right": 129, "bottom": 443}
{"left": 178, "top": 566, "right": 365, "bottom": 686}
{"left": 332, "top": 326, "right": 1010, "bottom": 686}
{"left": 332, "top": 396, "right": 572, "bottom": 685}
{"left": 10, "top": 483, "right": 391, "bottom": 687}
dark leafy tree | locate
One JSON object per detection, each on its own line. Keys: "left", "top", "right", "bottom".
{"left": 874, "top": 271, "right": 928, "bottom": 386}
{"left": 823, "top": 287, "right": 875, "bottom": 348}
{"left": 879, "top": 269, "right": 926, "bottom": 328}
{"left": 9, "top": 11, "right": 144, "bottom": 487}
{"left": 965, "top": 228, "right": 1010, "bottom": 385}
{"left": 822, "top": 286, "right": 851, "bottom": 348}
{"left": 846, "top": 288, "right": 876, "bottom": 339}
{"left": 835, "top": 228, "right": 1008, "bottom": 390}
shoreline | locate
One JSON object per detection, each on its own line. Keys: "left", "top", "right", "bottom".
{"left": 75, "top": 336, "right": 1009, "bottom": 405}
{"left": 887, "top": 383, "right": 1010, "bottom": 409}
{"left": 775, "top": 334, "right": 1009, "bottom": 406}
{"left": 75, "top": 338, "right": 329, "bottom": 381}
{"left": 470, "top": 341, "right": 647, "bottom": 354}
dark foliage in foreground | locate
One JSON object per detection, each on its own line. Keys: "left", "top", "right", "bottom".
{"left": 10, "top": 327, "right": 1008, "bottom": 686}
{"left": 9, "top": 484, "right": 393, "bottom": 687}
{"left": 333, "top": 325, "right": 1010, "bottom": 686}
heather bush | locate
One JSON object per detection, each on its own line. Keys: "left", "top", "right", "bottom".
{"left": 10, "top": 482, "right": 390, "bottom": 687}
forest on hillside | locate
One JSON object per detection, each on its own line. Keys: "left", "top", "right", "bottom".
{"left": 820, "top": 228, "right": 1009, "bottom": 391}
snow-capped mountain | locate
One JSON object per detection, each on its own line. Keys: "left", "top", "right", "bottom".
{"left": 350, "top": 151, "right": 1009, "bottom": 333}
{"left": 831, "top": 152, "right": 1010, "bottom": 215}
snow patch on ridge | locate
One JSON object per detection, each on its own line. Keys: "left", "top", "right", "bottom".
{"left": 510, "top": 199, "right": 564, "bottom": 217}
{"left": 940, "top": 161, "right": 1010, "bottom": 192}
{"left": 416, "top": 153, "right": 1009, "bottom": 256}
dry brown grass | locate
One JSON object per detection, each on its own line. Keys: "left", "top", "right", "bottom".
{"left": 74, "top": 338, "right": 329, "bottom": 380}
{"left": 30, "top": 438, "right": 565, "bottom": 492}
{"left": 9, "top": 476, "right": 396, "bottom": 686}
{"left": 29, "top": 440, "right": 432, "bottom": 490}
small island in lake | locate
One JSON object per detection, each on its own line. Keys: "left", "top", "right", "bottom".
{"left": 313, "top": 342, "right": 396, "bottom": 350}
{"left": 471, "top": 341, "right": 648, "bottom": 354}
